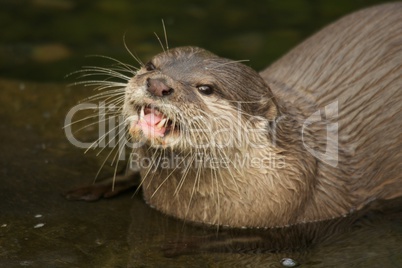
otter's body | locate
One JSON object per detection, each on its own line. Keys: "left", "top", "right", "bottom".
{"left": 126, "top": 3, "right": 401, "bottom": 228}
{"left": 67, "top": 3, "right": 402, "bottom": 229}
{"left": 260, "top": 4, "right": 402, "bottom": 225}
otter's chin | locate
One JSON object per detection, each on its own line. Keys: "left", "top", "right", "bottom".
{"left": 127, "top": 105, "right": 180, "bottom": 147}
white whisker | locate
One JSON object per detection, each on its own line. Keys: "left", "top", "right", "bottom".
{"left": 162, "top": 19, "right": 169, "bottom": 51}
{"left": 123, "top": 34, "right": 144, "bottom": 67}
{"left": 207, "top": 59, "right": 250, "bottom": 70}
{"left": 154, "top": 32, "right": 165, "bottom": 52}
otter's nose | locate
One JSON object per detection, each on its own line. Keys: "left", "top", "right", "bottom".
{"left": 146, "top": 78, "right": 174, "bottom": 97}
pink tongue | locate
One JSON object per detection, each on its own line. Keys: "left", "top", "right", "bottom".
{"left": 144, "top": 113, "right": 163, "bottom": 125}
{"left": 138, "top": 111, "right": 166, "bottom": 137}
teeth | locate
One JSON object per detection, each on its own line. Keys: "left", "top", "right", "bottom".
{"left": 157, "top": 118, "right": 167, "bottom": 128}
{"left": 140, "top": 106, "right": 145, "bottom": 119}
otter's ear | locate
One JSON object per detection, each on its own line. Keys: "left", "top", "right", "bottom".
{"left": 259, "top": 96, "right": 278, "bottom": 121}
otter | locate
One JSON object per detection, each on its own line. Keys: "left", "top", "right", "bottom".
{"left": 66, "top": 3, "right": 402, "bottom": 229}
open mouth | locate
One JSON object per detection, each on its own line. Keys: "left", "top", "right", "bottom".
{"left": 129, "top": 104, "right": 179, "bottom": 139}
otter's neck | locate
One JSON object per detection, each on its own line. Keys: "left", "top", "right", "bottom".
{"left": 138, "top": 113, "right": 321, "bottom": 228}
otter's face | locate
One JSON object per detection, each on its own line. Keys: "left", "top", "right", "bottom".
{"left": 124, "top": 46, "right": 276, "bottom": 151}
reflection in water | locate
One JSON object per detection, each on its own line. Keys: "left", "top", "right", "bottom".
{"left": 127, "top": 196, "right": 402, "bottom": 267}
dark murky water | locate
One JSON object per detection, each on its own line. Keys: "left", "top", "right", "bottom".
{"left": 1, "top": 0, "right": 401, "bottom": 267}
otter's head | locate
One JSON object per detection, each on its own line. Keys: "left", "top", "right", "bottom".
{"left": 124, "top": 46, "right": 278, "bottom": 152}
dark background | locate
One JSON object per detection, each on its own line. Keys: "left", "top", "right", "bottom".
{"left": 0, "top": 0, "right": 393, "bottom": 82}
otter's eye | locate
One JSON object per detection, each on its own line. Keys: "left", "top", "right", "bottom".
{"left": 197, "top": 85, "right": 213, "bottom": 95}
{"left": 145, "top": 62, "right": 156, "bottom": 71}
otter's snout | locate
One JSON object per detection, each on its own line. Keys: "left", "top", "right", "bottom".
{"left": 146, "top": 78, "right": 174, "bottom": 97}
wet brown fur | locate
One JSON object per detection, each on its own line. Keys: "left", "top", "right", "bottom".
{"left": 121, "top": 3, "right": 401, "bottom": 228}
{"left": 121, "top": 4, "right": 402, "bottom": 227}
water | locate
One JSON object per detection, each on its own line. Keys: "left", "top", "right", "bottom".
{"left": 0, "top": 0, "right": 401, "bottom": 267}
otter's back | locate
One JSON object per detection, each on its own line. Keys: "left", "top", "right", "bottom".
{"left": 260, "top": 3, "right": 402, "bottom": 204}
